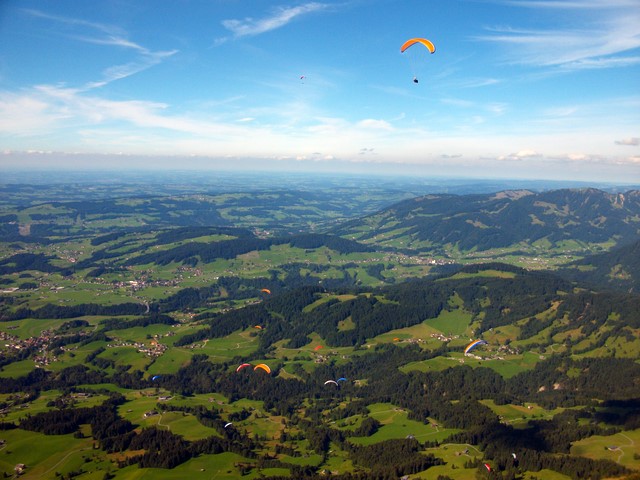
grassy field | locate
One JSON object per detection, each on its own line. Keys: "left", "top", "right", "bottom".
{"left": 197, "top": 328, "right": 261, "bottom": 361}
{"left": 0, "top": 359, "right": 39, "bottom": 378}
{"left": 420, "top": 443, "right": 485, "bottom": 480}
{"left": 448, "top": 269, "right": 517, "bottom": 280}
{"left": 155, "top": 411, "right": 220, "bottom": 441}
{"left": 479, "top": 399, "right": 566, "bottom": 427}
{"left": 0, "top": 429, "right": 98, "bottom": 480}
{"left": 401, "top": 355, "right": 466, "bottom": 374}
{"left": 424, "top": 308, "right": 473, "bottom": 336}
{"left": 348, "top": 403, "right": 460, "bottom": 446}
{"left": 111, "top": 452, "right": 264, "bottom": 480}
{"left": 146, "top": 347, "right": 194, "bottom": 375}
{"left": 0, "top": 389, "right": 109, "bottom": 424}
{"left": 571, "top": 428, "right": 640, "bottom": 470}
{"left": 478, "top": 351, "right": 545, "bottom": 378}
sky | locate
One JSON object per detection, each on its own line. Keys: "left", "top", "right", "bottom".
{"left": 0, "top": 0, "right": 639, "bottom": 183}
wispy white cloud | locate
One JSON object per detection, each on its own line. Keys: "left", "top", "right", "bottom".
{"left": 500, "top": 0, "right": 640, "bottom": 9}
{"left": 457, "top": 77, "right": 502, "bottom": 88}
{"left": 475, "top": 1, "right": 640, "bottom": 70}
{"left": 218, "top": 2, "right": 331, "bottom": 42}
{"left": 531, "top": 96, "right": 640, "bottom": 134}
{"left": 23, "top": 8, "right": 177, "bottom": 89}
{"left": 0, "top": 83, "right": 390, "bottom": 158}
{"left": 440, "top": 98, "right": 508, "bottom": 117}
{"left": 356, "top": 119, "right": 393, "bottom": 131}
{"left": 497, "top": 149, "right": 542, "bottom": 161}
{"left": 24, "top": 9, "right": 145, "bottom": 53}
{"left": 23, "top": 9, "right": 124, "bottom": 37}
{"left": 558, "top": 56, "right": 640, "bottom": 70}
{"left": 84, "top": 50, "right": 178, "bottom": 90}
{"left": 441, "top": 98, "right": 475, "bottom": 108}
{"left": 0, "top": 91, "right": 67, "bottom": 135}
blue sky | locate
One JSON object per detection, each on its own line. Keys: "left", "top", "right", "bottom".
{"left": 1, "top": 0, "right": 639, "bottom": 182}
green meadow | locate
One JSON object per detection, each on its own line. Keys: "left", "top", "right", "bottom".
{"left": 349, "top": 403, "right": 460, "bottom": 446}
{"left": 0, "top": 359, "right": 39, "bottom": 379}
{"left": 479, "top": 400, "right": 566, "bottom": 427}
{"left": 155, "top": 411, "right": 219, "bottom": 441}
{"left": 571, "top": 428, "right": 640, "bottom": 470}
{"left": 146, "top": 347, "right": 194, "bottom": 375}
{"left": 402, "top": 350, "right": 545, "bottom": 379}
{"left": 111, "top": 452, "right": 262, "bottom": 480}
{"left": 0, "top": 390, "right": 109, "bottom": 424}
{"left": 421, "top": 443, "right": 484, "bottom": 480}
{"left": 448, "top": 269, "right": 517, "bottom": 280}
{"left": 0, "top": 430, "right": 98, "bottom": 480}
{"left": 424, "top": 308, "right": 473, "bottom": 336}
{"left": 198, "top": 329, "right": 261, "bottom": 361}
{"left": 519, "top": 470, "right": 572, "bottom": 480}
{"left": 98, "top": 346, "right": 150, "bottom": 371}
{"left": 478, "top": 351, "right": 545, "bottom": 378}
{"left": 401, "top": 355, "right": 467, "bottom": 374}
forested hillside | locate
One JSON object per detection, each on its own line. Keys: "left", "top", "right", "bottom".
{"left": 334, "top": 188, "right": 640, "bottom": 253}
{"left": 559, "top": 239, "right": 640, "bottom": 292}
{"left": 0, "top": 263, "right": 639, "bottom": 478}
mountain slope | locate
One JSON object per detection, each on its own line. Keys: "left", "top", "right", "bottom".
{"left": 333, "top": 188, "right": 640, "bottom": 254}
{"left": 559, "top": 238, "right": 640, "bottom": 292}
{"left": 176, "top": 263, "right": 640, "bottom": 363}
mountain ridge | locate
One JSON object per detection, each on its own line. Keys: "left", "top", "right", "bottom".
{"left": 333, "top": 188, "right": 640, "bottom": 254}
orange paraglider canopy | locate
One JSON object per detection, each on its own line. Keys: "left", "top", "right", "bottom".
{"left": 254, "top": 363, "right": 271, "bottom": 374}
{"left": 400, "top": 38, "right": 435, "bottom": 53}
{"left": 260, "top": 288, "right": 271, "bottom": 295}
{"left": 314, "top": 345, "right": 323, "bottom": 351}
